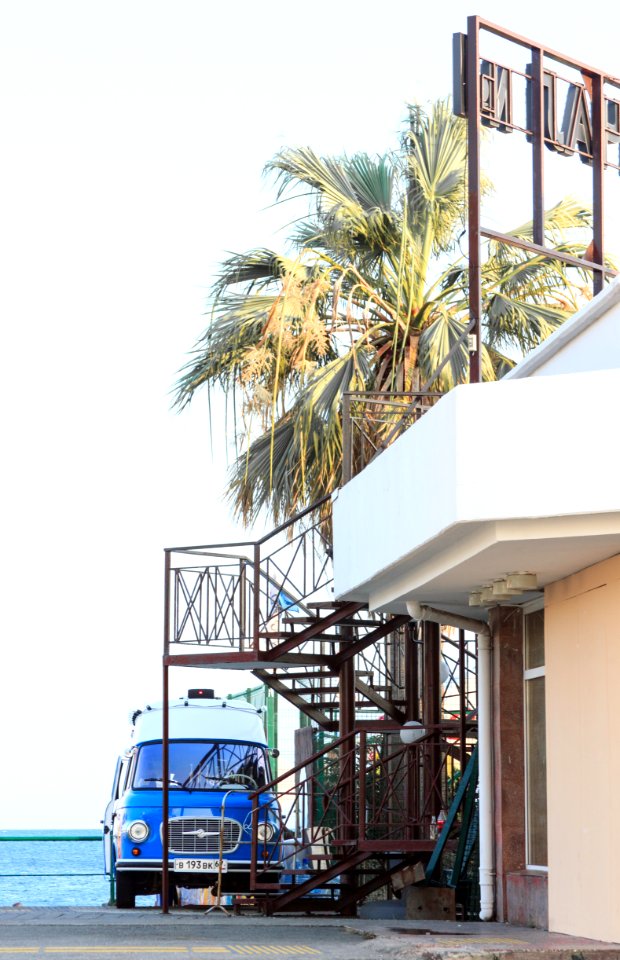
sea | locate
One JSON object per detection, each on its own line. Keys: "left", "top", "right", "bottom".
{"left": 0, "top": 832, "right": 233, "bottom": 909}
{"left": 0, "top": 830, "right": 114, "bottom": 907}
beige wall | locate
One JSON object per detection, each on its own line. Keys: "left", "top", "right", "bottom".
{"left": 545, "top": 554, "right": 620, "bottom": 941}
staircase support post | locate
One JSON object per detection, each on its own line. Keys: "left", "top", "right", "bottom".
{"left": 338, "top": 628, "right": 357, "bottom": 914}
{"left": 405, "top": 622, "right": 420, "bottom": 840}
{"left": 459, "top": 628, "right": 468, "bottom": 768}
{"left": 253, "top": 543, "right": 261, "bottom": 654}
{"left": 423, "top": 621, "right": 442, "bottom": 822}
{"left": 161, "top": 550, "right": 171, "bottom": 914}
{"left": 338, "top": 642, "right": 355, "bottom": 841}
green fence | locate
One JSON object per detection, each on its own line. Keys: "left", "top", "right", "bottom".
{"left": 0, "top": 834, "right": 114, "bottom": 905}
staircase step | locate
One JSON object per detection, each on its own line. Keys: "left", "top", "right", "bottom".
{"left": 282, "top": 617, "right": 379, "bottom": 642}
{"left": 280, "top": 633, "right": 341, "bottom": 642}
{"left": 281, "top": 617, "right": 320, "bottom": 624}
{"left": 306, "top": 601, "right": 356, "bottom": 610}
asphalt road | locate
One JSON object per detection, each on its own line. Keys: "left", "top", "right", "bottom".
{"left": 0, "top": 912, "right": 392, "bottom": 960}
{"left": 2, "top": 909, "right": 620, "bottom": 960}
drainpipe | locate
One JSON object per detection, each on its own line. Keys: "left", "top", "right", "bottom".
{"left": 406, "top": 601, "right": 494, "bottom": 920}
{"left": 477, "top": 630, "right": 494, "bottom": 920}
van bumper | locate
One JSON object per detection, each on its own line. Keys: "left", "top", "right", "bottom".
{"left": 114, "top": 859, "right": 281, "bottom": 894}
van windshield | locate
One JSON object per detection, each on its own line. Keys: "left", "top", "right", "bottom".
{"left": 133, "top": 741, "right": 270, "bottom": 791}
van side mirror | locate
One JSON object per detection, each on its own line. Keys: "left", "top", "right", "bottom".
{"left": 270, "top": 748, "right": 280, "bottom": 758}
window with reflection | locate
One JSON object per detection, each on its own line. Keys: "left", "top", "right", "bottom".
{"left": 524, "top": 608, "right": 547, "bottom": 867}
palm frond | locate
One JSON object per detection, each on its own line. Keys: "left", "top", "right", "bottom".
{"left": 214, "top": 248, "right": 309, "bottom": 294}
{"left": 173, "top": 294, "right": 279, "bottom": 406}
{"left": 485, "top": 345, "right": 516, "bottom": 380}
{"left": 405, "top": 101, "right": 469, "bottom": 252}
{"left": 346, "top": 154, "right": 395, "bottom": 213}
{"left": 419, "top": 308, "right": 495, "bottom": 388}
{"left": 484, "top": 293, "right": 569, "bottom": 351}
{"left": 269, "top": 148, "right": 403, "bottom": 259}
{"left": 500, "top": 196, "right": 592, "bottom": 247}
{"left": 228, "top": 350, "right": 373, "bottom": 523}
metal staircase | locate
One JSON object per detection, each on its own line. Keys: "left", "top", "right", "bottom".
{"left": 162, "top": 494, "right": 478, "bottom": 914}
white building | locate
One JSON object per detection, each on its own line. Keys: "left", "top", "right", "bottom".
{"left": 332, "top": 279, "right": 620, "bottom": 940}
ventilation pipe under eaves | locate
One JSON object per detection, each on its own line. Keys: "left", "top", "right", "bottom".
{"left": 406, "top": 599, "right": 494, "bottom": 921}
{"left": 406, "top": 601, "right": 490, "bottom": 637}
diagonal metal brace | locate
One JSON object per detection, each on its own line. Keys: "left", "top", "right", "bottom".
{"left": 425, "top": 743, "right": 479, "bottom": 883}
{"left": 264, "top": 601, "right": 365, "bottom": 659}
{"left": 330, "top": 614, "right": 411, "bottom": 668}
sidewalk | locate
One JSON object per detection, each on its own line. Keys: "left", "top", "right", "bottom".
{"left": 350, "top": 918, "right": 620, "bottom": 960}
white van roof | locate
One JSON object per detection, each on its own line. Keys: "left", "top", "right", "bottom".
{"left": 131, "top": 696, "right": 267, "bottom": 746}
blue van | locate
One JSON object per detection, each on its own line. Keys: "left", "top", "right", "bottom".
{"left": 103, "top": 690, "right": 282, "bottom": 907}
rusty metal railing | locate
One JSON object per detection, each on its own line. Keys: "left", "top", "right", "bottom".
{"left": 249, "top": 723, "right": 472, "bottom": 896}
{"left": 341, "top": 391, "right": 443, "bottom": 484}
{"left": 165, "top": 495, "right": 335, "bottom": 659}
{"left": 441, "top": 629, "right": 478, "bottom": 738}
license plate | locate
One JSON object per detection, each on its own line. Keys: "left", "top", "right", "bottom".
{"left": 173, "top": 858, "right": 228, "bottom": 872}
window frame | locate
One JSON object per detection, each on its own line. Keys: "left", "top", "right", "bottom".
{"left": 523, "top": 598, "right": 548, "bottom": 872}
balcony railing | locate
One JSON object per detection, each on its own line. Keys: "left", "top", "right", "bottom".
{"left": 166, "top": 495, "right": 336, "bottom": 660}
{"left": 341, "top": 390, "right": 443, "bottom": 484}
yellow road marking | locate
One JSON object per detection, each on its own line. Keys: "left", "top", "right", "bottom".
{"left": 44, "top": 951, "right": 186, "bottom": 955}
{"left": 227, "top": 951, "right": 320, "bottom": 957}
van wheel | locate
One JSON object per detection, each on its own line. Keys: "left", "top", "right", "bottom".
{"left": 115, "top": 873, "right": 136, "bottom": 909}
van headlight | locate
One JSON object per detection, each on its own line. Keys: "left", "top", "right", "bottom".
{"left": 127, "top": 820, "right": 150, "bottom": 842}
{"left": 256, "top": 822, "right": 275, "bottom": 842}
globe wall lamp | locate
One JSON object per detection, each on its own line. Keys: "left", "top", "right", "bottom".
{"left": 400, "top": 720, "right": 427, "bottom": 745}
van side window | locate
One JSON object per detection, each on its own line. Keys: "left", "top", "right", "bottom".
{"left": 116, "top": 755, "right": 132, "bottom": 799}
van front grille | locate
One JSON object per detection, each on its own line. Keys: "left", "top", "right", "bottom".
{"left": 167, "top": 817, "right": 242, "bottom": 855}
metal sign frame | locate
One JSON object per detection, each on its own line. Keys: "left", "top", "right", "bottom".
{"left": 454, "top": 16, "right": 620, "bottom": 381}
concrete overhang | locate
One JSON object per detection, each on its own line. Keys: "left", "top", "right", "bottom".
{"left": 332, "top": 367, "right": 620, "bottom": 619}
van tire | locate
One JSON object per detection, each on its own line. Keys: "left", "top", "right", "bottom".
{"left": 115, "top": 873, "right": 136, "bottom": 909}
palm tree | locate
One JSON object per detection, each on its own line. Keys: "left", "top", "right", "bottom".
{"left": 174, "top": 101, "right": 596, "bottom": 528}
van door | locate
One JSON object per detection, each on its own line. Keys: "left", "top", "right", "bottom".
{"left": 103, "top": 755, "right": 131, "bottom": 875}
{"left": 103, "top": 758, "right": 122, "bottom": 875}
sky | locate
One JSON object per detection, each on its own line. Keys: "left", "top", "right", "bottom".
{"left": 1, "top": 0, "right": 619, "bottom": 829}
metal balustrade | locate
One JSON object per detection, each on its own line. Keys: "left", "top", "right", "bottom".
{"left": 166, "top": 496, "right": 334, "bottom": 662}
{"left": 248, "top": 724, "right": 474, "bottom": 911}
{"left": 341, "top": 390, "right": 443, "bottom": 483}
